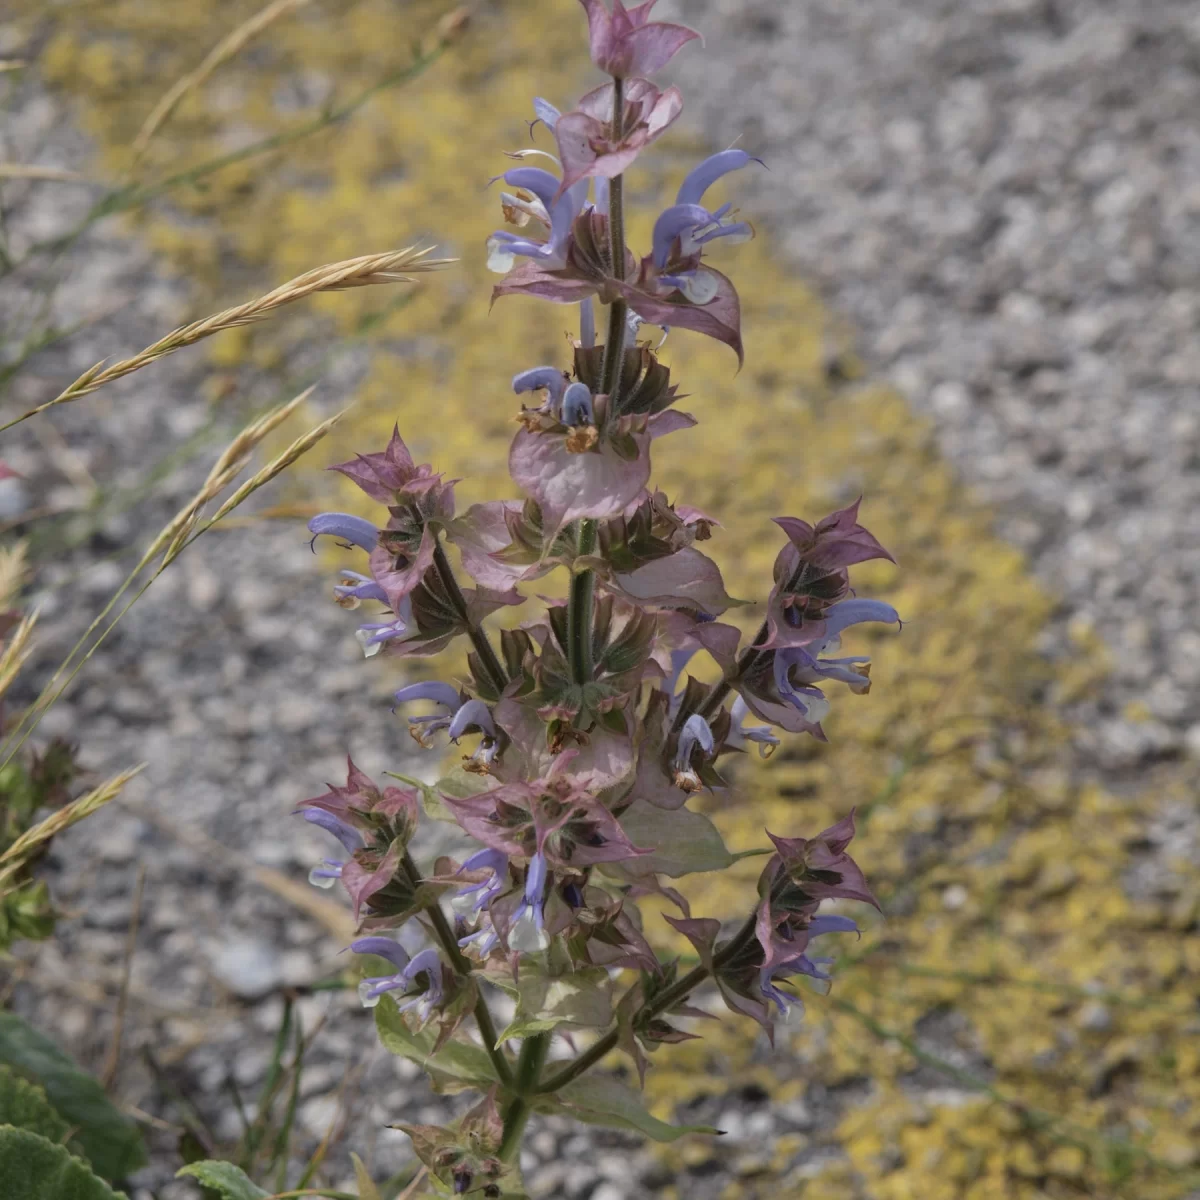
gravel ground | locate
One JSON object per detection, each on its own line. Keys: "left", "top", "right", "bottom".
{"left": 673, "top": 0, "right": 1200, "bottom": 773}
{"left": 4, "top": 1, "right": 1200, "bottom": 1197}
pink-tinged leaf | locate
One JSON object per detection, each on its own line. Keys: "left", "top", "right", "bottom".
{"left": 646, "top": 409, "right": 697, "bottom": 439}
{"left": 441, "top": 786, "right": 529, "bottom": 857}
{"left": 342, "top": 839, "right": 403, "bottom": 922}
{"left": 773, "top": 499, "right": 896, "bottom": 570}
{"left": 664, "top": 914, "right": 721, "bottom": 970}
{"left": 554, "top": 82, "right": 683, "bottom": 193}
{"left": 465, "top": 585, "right": 524, "bottom": 622}
{"left": 621, "top": 20, "right": 701, "bottom": 74}
{"left": 329, "top": 426, "right": 416, "bottom": 502}
{"left": 617, "top": 266, "right": 743, "bottom": 365}
{"left": 509, "top": 427, "right": 651, "bottom": 534}
{"left": 446, "top": 502, "right": 523, "bottom": 591}
{"left": 761, "top": 585, "right": 830, "bottom": 651}
{"left": 612, "top": 546, "right": 743, "bottom": 617}
{"left": 491, "top": 261, "right": 599, "bottom": 307}
{"left": 716, "top": 977, "right": 775, "bottom": 1041}
{"left": 368, "top": 526, "right": 436, "bottom": 610}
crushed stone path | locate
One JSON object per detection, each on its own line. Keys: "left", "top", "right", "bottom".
{"left": 673, "top": 0, "right": 1200, "bottom": 773}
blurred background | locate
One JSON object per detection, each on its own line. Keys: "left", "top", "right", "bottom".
{"left": 2, "top": 0, "right": 1199, "bottom": 1197}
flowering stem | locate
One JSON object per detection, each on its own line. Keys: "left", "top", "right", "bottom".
{"left": 399, "top": 849, "right": 513, "bottom": 1088}
{"left": 567, "top": 79, "right": 629, "bottom": 690}
{"left": 430, "top": 534, "right": 508, "bottom": 694}
{"left": 697, "top": 556, "right": 816, "bottom": 719}
{"left": 534, "top": 909, "right": 760, "bottom": 1095}
{"left": 498, "top": 1032, "right": 550, "bottom": 1162}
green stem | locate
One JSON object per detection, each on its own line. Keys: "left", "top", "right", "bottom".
{"left": 534, "top": 910, "right": 760, "bottom": 1095}
{"left": 498, "top": 1033, "right": 550, "bottom": 1162}
{"left": 430, "top": 535, "right": 508, "bottom": 694}
{"left": 567, "top": 519, "right": 598, "bottom": 684}
{"left": 400, "top": 851, "right": 513, "bottom": 1088}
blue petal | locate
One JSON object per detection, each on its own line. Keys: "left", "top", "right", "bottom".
{"left": 447, "top": 698, "right": 496, "bottom": 741}
{"left": 513, "top": 367, "right": 569, "bottom": 410}
{"left": 533, "top": 97, "right": 561, "bottom": 130}
{"left": 393, "top": 681, "right": 461, "bottom": 711}
{"left": 651, "top": 203, "right": 712, "bottom": 268}
{"left": 822, "top": 599, "right": 900, "bottom": 637}
{"left": 308, "top": 512, "right": 378, "bottom": 552}
{"left": 350, "top": 937, "right": 411, "bottom": 970}
{"left": 561, "top": 382, "right": 595, "bottom": 426}
{"left": 676, "top": 148, "right": 761, "bottom": 207}
{"left": 301, "top": 809, "right": 363, "bottom": 853}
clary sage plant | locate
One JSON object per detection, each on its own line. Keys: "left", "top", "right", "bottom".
{"left": 300, "top": 1, "right": 900, "bottom": 1193}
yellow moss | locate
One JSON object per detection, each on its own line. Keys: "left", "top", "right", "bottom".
{"left": 19, "top": 0, "right": 1200, "bottom": 1196}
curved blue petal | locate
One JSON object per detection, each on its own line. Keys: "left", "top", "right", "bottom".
{"left": 308, "top": 512, "right": 378, "bottom": 552}
{"left": 676, "top": 148, "right": 761, "bottom": 207}
{"left": 561, "top": 382, "right": 595, "bottom": 426}
{"left": 822, "top": 599, "right": 901, "bottom": 638}
{"left": 393, "top": 681, "right": 461, "bottom": 711}
{"left": 350, "top": 937, "right": 411, "bottom": 970}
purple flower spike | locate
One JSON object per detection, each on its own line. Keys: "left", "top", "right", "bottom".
{"left": 513, "top": 367, "right": 570, "bottom": 413}
{"left": 308, "top": 512, "right": 378, "bottom": 552}
{"left": 447, "top": 699, "right": 497, "bottom": 742}
{"left": 561, "top": 382, "right": 595, "bottom": 427}
{"left": 354, "top": 944, "right": 444, "bottom": 1012}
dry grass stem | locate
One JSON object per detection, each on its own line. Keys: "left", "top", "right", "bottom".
{"left": 101, "top": 863, "right": 147, "bottom": 1091}
{"left": 3, "top": 246, "right": 451, "bottom": 431}
{"left": 132, "top": 0, "right": 312, "bottom": 161}
{"left": 0, "top": 610, "right": 38, "bottom": 702}
{"left": 0, "top": 60, "right": 26, "bottom": 73}
{"left": 201, "top": 408, "right": 344, "bottom": 529}
{"left": 0, "top": 765, "right": 145, "bottom": 880}
{"left": 0, "top": 164, "right": 89, "bottom": 183}
{"left": 0, "top": 390, "right": 331, "bottom": 769}
{"left": 0, "top": 541, "right": 28, "bottom": 608}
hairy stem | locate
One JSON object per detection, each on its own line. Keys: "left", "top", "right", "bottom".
{"left": 400, "top": 851, "right": 513, "bottom": 1088}
{"left": 534, "top": 910, "right": 760, "bottom": 1095}
{"left": 499, "top": 1033, "right": 550, "bottom": 1162}
{"left": 568, "top": 519, "right": 599, "bottom": 684}
{"left": 430, "top": 535, "right": 508, "bottom": 694}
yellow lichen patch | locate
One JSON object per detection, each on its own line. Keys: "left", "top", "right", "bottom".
{"left": 18, "top": 1, "right": 1200, "bottom": 1196}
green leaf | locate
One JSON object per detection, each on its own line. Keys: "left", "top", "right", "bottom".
{"left": 552, "top": 1077, "right": 720, "bottom": 1142}
{"left": 495, "top": 962, "right": 612, "bottom": 1045}
{"left": 614, "top": 802, "right": 733, "bottom": 877}
{"left": 0, "top": 1013, "right": 146, "bottom": 1181}
{"left": 0, "top": 1125, "right": 126, "bottom": 1200}
{"left": 383, "top": 770, "right": 457, "bottom": 822}
{"left": 0, "top": 1065, "right": 71, "bottom": 1144}
{"left": 176, "top": 1161, "right": 269, "bottom": 1199}
{"left": 374, "top": 996, "right": 498, "bottom": 1093}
